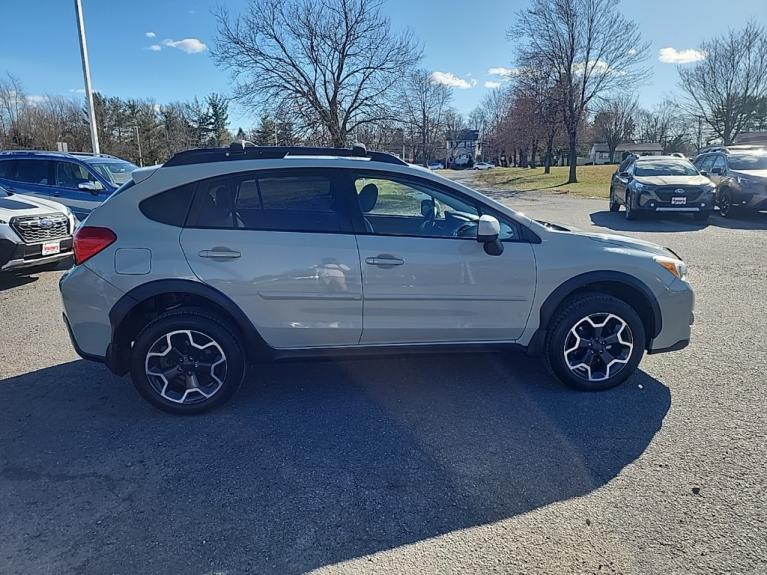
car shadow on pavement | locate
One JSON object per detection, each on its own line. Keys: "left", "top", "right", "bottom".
{"left": 590, "top": 209, "right": 767, "bottom": 232}
{"left": 0, "top": 272, "right": 38, "bottom": 291}
{"left": 0, "top": 353, "right": 670, "bottom": 574}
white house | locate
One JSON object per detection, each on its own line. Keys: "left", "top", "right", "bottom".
{"left": 589, "top": 142, "right": 663, "bottom": 165}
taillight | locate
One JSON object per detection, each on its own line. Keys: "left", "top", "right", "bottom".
{"left": 73, "top": 226, "right": 117, "bottom": 265}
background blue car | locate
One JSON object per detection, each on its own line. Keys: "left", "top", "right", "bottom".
{"left": 0, "top": 151, "right": 137, "bottom": 220}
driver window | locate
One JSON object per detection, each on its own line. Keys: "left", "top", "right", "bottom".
{"left": 353, "top": 175, "right": 479, "bottom": 238}
{"left": 55, "top": 161, "right": 98, "bottom": 189}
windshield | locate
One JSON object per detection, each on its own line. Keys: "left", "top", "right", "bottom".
{"left": 87, "top": 161, "right": 137, "bottom": 186}
{"left": 634, "top": 159, "right": 699, "bottom": 177}
{"left": 728, "top": 153, "right": 767, "bottom": 171}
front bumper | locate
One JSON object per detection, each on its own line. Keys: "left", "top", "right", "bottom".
{"left": 0, "top": 237, "right": 73, "bottom": 271}
{"left": 647, "top": 277, "right": 694, "bottom": 353}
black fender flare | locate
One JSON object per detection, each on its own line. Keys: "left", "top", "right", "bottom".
{"left": 528, "top": 270, "right": 662, "bottom": 355}
{"left": 109, "top": 279, "right": 271, "bottom": 365}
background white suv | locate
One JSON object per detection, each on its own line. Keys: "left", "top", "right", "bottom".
{"left": 0, "top": 184, "right": 75, "bottom": 273}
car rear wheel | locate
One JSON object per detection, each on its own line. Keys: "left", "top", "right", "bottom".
{"left": 545, "top": 294, "right": 646, "bottom": 391}
{"left": 130, "top": 308, "right": 246, "bottom": 414}
{"left": 609, "top": 189, "right": 620, "bottom": 212}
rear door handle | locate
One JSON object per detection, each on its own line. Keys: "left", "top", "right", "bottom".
{"left": 365, "top": 254, "right": 404, "bottom": 267}
{"left": 199, "top": 248, "right": 241, "bottom": 260}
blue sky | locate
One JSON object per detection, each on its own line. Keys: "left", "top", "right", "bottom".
{"left": 1, "top": 0, "right": 765, "bottom": 130}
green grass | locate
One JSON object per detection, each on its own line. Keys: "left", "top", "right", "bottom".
{"left": 453, "top": 165, "right": 615, "bottom": 198}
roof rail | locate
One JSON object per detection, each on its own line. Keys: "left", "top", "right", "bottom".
{"left": 163, "top": 143, "right": 408, "bottom": 167}
{"left": 0, "top": 149, "right": 117, "bottom": 159}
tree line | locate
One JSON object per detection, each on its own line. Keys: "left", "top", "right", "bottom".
{"left": 2, "top": 0, "right": 767, "bottom": 182}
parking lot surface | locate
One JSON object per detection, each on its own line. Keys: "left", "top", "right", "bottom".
{"left": 1, "top": 191, "right": 766, "bottom": 574}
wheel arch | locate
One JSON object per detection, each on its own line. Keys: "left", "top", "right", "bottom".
{"left": 107, "top": 279, "right": 271, "bottom": 375}
{"left": 532, "top": 271, "right": 662, "bottom": 353}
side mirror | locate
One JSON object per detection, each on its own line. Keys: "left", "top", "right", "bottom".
{"left": 477, "top": 215, "right": 503, "bottom": 256}
{"left": 710, "top": 167, "right": 723, "bottom": 176}
{"left": 619, "top": 171, "right": 631, "bottom": 179}
{"left": 78, "top": 181, "right": 103, "bottom": 194}
{"left": 700, "top": 170, "right": 709, "bottom": 177}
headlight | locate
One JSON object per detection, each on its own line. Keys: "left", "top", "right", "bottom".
{"left": 633, "top": 182, "right": 655, "bottom": 192}
{"left": 654, "top": 256, "right": 687, "bottom": 281}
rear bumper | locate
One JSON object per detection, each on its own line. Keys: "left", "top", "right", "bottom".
{"left": 59, "top": 264, "right": 124, "bottom": 360}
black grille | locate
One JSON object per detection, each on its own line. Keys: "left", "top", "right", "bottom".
{"left": 655, "top": 187, "right": 704, "bottom": 202}
{"left": 10, "top": 213, "right": 70, "bottom": 243}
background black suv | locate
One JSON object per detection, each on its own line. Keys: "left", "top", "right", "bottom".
{"left": 693, "top": 146, "right": 767, "bottom": 217}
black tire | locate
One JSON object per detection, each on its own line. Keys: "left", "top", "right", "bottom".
{"left": 718, "top": 190, "right": 737, "bottom": 218}
{"left": 609, "top": 189, "right": 620, "bottom": 212}
{"left": 130, "top": 307, "right": 246, "bottom": 414}
{"left": 625, "top": 192, "right": 638, "bottom": 220}
{"left": 545, "top": 293, "right": 646, "bottom": 391}
{"left": 693, "top": 211, "right": 710, "bottom": 222}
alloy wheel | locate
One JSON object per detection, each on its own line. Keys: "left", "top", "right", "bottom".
{"left": 563, "top": 313, "right": 634, "bottom": 382}
{"left": 144, "top": 330, "right": 227, "bottom": 404}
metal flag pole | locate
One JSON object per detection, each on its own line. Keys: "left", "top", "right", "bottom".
{"left": 74, "top": 0, "right": 100, "bottom": 155}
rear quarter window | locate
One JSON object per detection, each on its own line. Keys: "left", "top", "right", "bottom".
{"left": 139, "top": 183, "right": 195, "bottom": 227}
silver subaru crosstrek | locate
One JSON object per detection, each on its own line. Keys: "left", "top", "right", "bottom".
{"left": 59, "top": 144, "right": 694, "bottom": 414}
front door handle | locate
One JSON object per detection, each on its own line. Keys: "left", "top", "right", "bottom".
{"left": 365, "top": 254, "right": 404, "bottom": 267}
{"left": 199, "top": 248, "right": 241, "bottom": 260}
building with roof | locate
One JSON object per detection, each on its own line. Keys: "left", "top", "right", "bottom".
{"left": 588, "top": 142, "right": 663, "bottom": 165}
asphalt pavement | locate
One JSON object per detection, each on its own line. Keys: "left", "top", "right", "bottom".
{"left": 0, "top": 190, "right": 765, "bottom": 574}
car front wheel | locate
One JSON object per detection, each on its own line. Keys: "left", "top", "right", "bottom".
{"left": 718, "top": 190, "right": 737, "bottom": 218}
{"left": 545, "top": 294, "right": 646, "bottom": 391}
{"left": 609, "top": 189, "right": 620, "bottom": 212}
{"left": 625, "top": 192, "right": 638, "bottom": 220}
{"left": 130, "top": 308, "right": 246, "bottom": 414}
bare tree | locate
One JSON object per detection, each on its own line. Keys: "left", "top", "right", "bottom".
{"left": 213, "top": 0, "right": 421, "bottom": 147}
{"left": 400, "top": 69, "right": 452, "bottom": 165}
{"left": 593, "top": 95, "right": 637, "bottom": 162}
{"left": 512, "top": 0, "right": 649, "bottom": 182}
{"left": 635, "top": 98, "right": 693, "bottom": 153}
{"left": 678, "top": 23, "right": 767, "bottom": 145}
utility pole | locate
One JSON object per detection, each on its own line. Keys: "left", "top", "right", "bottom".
{"left": 134, "top": 125, "right": 143, "bottom": 166}
{"left": 74, "top": 0, "right": 100, "bottom": 155}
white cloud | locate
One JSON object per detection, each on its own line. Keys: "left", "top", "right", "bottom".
{"left": 484, "top": 81, "right": 502, "bottom": 89}
{"left": 429, "top": 71, "right": 476, "bottom": 89}
{"left": 161, "top": 38, "right": 207, "bottom": 54}
{"left": 68, "top": 88, "right": 86, "bottom": 94}
{"left": 145, "top": 31, "right": 156, "bottom": 38}
{"left": 628, "top": 48, "right": 637, "bottom": 56}
{"left": 146, "top": 44, "right": 162, "bottom": 52}
{"left": 659, "top": 47, "right": 706, "bottom": 64}
{"left": 488, "top": 66, "right": 519, "bottom": 78}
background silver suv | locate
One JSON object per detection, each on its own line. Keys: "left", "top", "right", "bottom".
{"left": 59, "top": 144, "right": 694, "bottom": 414}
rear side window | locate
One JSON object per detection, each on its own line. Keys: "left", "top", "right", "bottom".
{"left": 140, "top": 183, "right": 195, "bottom": 227}
{"left": 13, "top": 159, "right": 51, "bottom": 184}
{"left": 0, "top": 160, "right": 15, "bottom": 179}
{"left": 187, "top": 171, "right": 350, "bottom": 233}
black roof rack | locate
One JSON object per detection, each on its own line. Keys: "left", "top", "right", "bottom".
{"left": 163, "top": 142, "right": 408, "bottom": 167}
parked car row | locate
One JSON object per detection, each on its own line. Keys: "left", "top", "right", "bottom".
{"left": 608, "top": 145, "right": 767, "bottom": 221}
{"left": 0, "top": 150, "right": 136, "bottom": 273}
{"left": 0, "top": 150, "right": 137, "bottom": 220}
